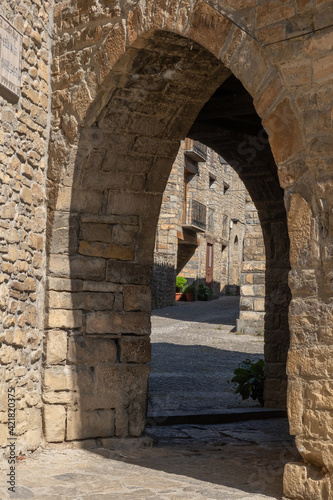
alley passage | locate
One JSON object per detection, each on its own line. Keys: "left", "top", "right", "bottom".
{"left": 148, "top": 297, "right": 264, "bottom": 416}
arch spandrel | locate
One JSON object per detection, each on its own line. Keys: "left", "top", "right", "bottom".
{"left": 51, "top": 0, "right": 308, "bottom": 182}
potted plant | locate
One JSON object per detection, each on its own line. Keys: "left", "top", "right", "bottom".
{"left": 175, "top": 276, "right": 187, "bottom": 301}
{"left": 197, "top": 283, "right": 213, "bottom": 301}
{"left": 230, "top": 358, "right": 266, "bottom": 406}
{"left": 183, "top": 283, "right": 196, "bottom": 302}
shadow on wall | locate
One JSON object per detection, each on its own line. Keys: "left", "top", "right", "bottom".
{"left": 176, "top": 243, "right": 197, "bottom": 273}
{"left": 263, "top": 219, "right": 291, "bottom": 409}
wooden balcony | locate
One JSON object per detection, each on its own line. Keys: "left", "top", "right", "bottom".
{"left": 184, "top": 139, "right": 207, "bottom": 162}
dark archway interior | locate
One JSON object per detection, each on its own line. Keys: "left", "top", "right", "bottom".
{"left": 189, "top": 74, "right": 291, "bottom": 407}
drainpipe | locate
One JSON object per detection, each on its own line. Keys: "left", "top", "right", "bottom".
{"left": 197, "top": 234, "right": 202, "bottom": 287}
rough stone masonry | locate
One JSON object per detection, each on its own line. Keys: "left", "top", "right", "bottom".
{"left": 0, "top": 0, "right": 333, "bottom": 499}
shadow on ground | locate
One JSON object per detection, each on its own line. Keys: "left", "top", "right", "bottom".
{"left": 152, "top": 296, "right": 241, "bottom": 326}
{"left": 91, "top": 419, "right": 300, "bottom": 500}
{"left": 148, "top": 343, "right": 264, "bottom": 414}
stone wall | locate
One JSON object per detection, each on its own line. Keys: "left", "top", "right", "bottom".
{"left": 0, "top": 0, "right": 332, "bottom": 498}
{"left": 151, "top": 256, "right": 176, "bottom": 309}
{"left": 0, "top": 0, "right": 51, "bottom": 454}
{"left": 47, "top": 1, "right": 332, "bottom": 490}
{"left": 152, "top": 145, "right": 183, "bottom": 308}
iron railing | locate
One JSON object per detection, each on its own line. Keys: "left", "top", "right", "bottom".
{"left": 183, "top": 199, "right": 207, "bottom": 231}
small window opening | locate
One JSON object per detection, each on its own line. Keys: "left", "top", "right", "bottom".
{"left": 209, "top": 173, "right": 216, "bottom": 188}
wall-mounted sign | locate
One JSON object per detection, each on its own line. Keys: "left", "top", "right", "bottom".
{"left": 0, "top": 15, "right": 22, "bottom": 102}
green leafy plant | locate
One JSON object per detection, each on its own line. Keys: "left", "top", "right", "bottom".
{"left": 231, "top": 359, "right": 266, "bottom": 406}
{"left": 197, "top": 283, "right": 213, "bottom": 301}
{"left": 176, "top": 276, "right": 187, "bottom": 292}
{"left": 183, "top": 283, "right": 196, "bottom": 294}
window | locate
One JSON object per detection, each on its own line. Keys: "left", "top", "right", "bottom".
{"left": 222, "top": 215, "right": 228, "bottom": 240}
{"left": 209, "top": 173, "right": 216, "bottom": 188}
{"left": 208, "top": 208, "right": 214, "bottom": 232}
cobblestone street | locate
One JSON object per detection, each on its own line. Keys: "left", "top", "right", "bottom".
{"left": 148, "top": 297, "right": 265, "bottom": 416}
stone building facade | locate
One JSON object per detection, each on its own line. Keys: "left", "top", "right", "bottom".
{"left": 0, "top": 0, "right": 51, "bottom": 454}
{"left": 0, "top": 0, "right": 333, "bottom": 498}
{"left": 152, "top": 139, "right": 246, "bottom": 309}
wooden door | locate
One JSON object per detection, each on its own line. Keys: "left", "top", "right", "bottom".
{"left": 206, "top": 242, "right": 214, "bottom": 289}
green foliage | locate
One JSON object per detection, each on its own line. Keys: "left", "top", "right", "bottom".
{"left": 183, "top": 283, "right": 196, "bottom": 294}
{"left": 176, "top": 276, "right": 187, "bottom": 292}
{"left": 197, "top": 283, "right": 213, "bottom": 301}
{"left": 231, "top": 359, "right": 266, "bottom": 406}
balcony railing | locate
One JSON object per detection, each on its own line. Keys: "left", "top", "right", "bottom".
{"left": 183, "top": 199, "right": 207, "bottom": 232}
{"left": 184, "top": 140, "right": 207, "bottom": 162}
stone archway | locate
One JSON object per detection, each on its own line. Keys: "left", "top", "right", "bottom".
{"left": 46, "top": 2, "right": 333, "bottom": 498}
{"left": 46, "top": 28, "right": 232, "bottom": 441}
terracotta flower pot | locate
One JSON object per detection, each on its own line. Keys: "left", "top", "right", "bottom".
{"left": 175, "top": 292, "right": 183, "bottom": 301}
{"left": 185, "top": 293, "right": 194, "bottom": 302}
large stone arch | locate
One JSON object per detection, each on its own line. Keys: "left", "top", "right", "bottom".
{"left": 46, "top": 1, "right": 333, "bottom": 498}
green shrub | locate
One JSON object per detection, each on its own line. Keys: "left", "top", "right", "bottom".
{"left": 183, "top": 283, "right": 196, "bottom": 294}
{"left": 231, "top": 358, "right": 265, "bottom": 406}
{"left": 197, "top": 283, "right": 212, "bottom": 301}
{"left": 176, "top": 276, "right": 187, "bottom": 292}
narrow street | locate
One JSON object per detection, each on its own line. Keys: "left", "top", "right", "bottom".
{"left": 148, "top": 296, "right": 265, "bottom": 416}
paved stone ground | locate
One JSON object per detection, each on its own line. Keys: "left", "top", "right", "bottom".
{"left": 0, "top": 418, "right": 299, "bottom": 499}
{"left": 0, "top": 297, "right": 300, "bottom": 499}
{"left": 149, "top": 297, "right": 265, "bottom": 415}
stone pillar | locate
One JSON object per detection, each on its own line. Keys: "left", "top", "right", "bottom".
{"left": 284, "top": 192, "right": 333, "bottom": 499}
{"left": 0, "top": 3, "right": 51, "bottom": 454}
{"left": 237, "top": 196, "right": 290, "bottom": 409}
{"left": 237, "top": 196, "right": 265, "bottom": 335}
